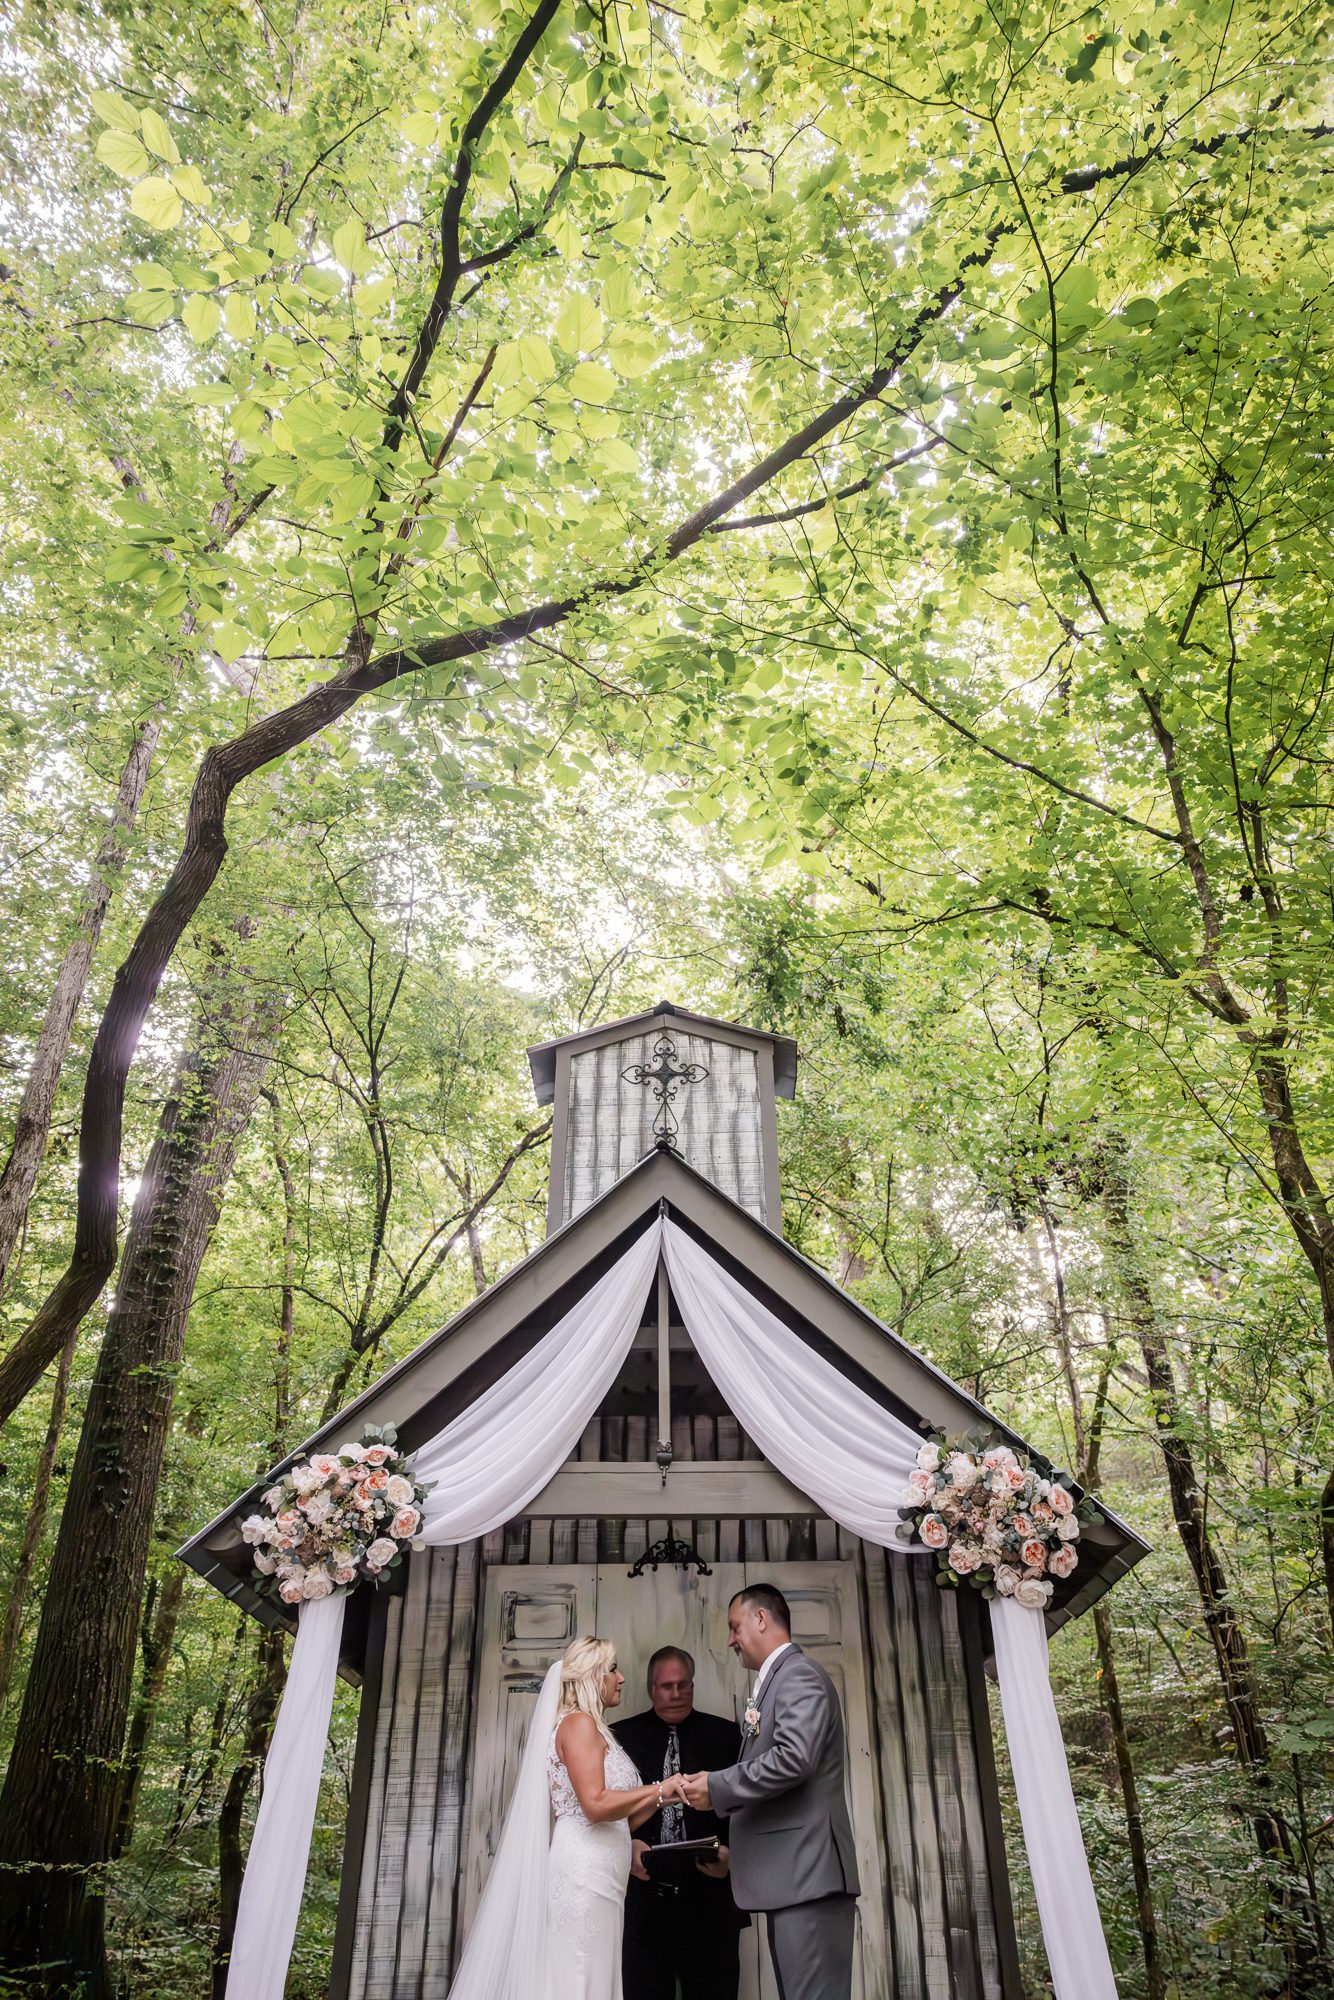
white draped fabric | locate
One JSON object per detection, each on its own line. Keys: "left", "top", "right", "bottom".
{"left": 225, "top": 1225, "right": 660, "bottom": 2000}
{"left": 225, "top": 1215, "right": 1117, "bottom": 2000}
{"left": 992, "top": 1593, "right": 1120, "bottom": 1999}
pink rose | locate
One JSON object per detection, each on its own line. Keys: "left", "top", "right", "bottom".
{"left": 906, "top": 1470, "right": 935, "bottom": 1505}
{"left": 253, "top": 1550, "right": 277, "bottom": 1575}
{"left": 1048, "top": 1545, "right": 1078, "bottom": 1580}
{"left": 919, "top": 1514, "right": 949, "bottom": 1550}
{"left": 364, "top": 1468, "right": 389, "bottom": 1491}
{"left": 362, "top": 1444, "right": 393, "bottom": 1466}
{"left": 391, "top": 1506, "right": 420, "bottom": 1539}
{"left": 948, "top": 1541, "right": 980, "bottom": 1574}
{"left": 1050, "top": 1484, "right": 1074, "bottom": 1516}
{"left": 1004, "top": 1465, "right": 1027, "bottom": 1495}
{"left": 1031, "top": 1499, "right": 1054, "bottom": 1524}
{"left": 302, "top": 1570, "right": 335, "bottom": 1600}
{"left": 1011, "top": 1513, "right": 1034, "bottom": 1538}
{"left": 279, "top": 1577, "right": 305, "bottom": 1605}
{"left": 308, "top": 1454, "right": 340, "bottom": 1478}
{"left": 333, "top": 1563, "right": 358, "bottom": 1586}
{"left": 1021, "top": 1538, "right": 1048, "bottom": 1570}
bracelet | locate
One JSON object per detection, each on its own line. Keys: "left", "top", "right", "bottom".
{"left": 656, "top": 1782, "right": 664, "bottom": 1807}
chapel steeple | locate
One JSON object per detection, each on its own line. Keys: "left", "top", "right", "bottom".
{"left": 527, "top": 1002, "right": 797, "bottom": 1235}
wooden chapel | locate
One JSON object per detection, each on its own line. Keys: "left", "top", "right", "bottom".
{"left": 181, "top": 1002, "right": 1149, "bottom": 2000}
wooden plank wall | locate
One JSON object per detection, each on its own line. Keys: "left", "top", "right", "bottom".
{"left": 338, "top": 1414, "right": 1013, "bottom": 2000}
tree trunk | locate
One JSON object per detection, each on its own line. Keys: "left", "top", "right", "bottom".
{"left": 212, "top": 1629, "right": 286, "bottom": 2000}
{"left": 0, "top": 940, "right": 280, "bottom": 1999}
{"left": 1101, "top": 1150, "right": 1328, "bottom": 1991}
{"left": 112, "top": 1558, "right": 185, "bottom": 1857}
{"left": 1091, "top": 1602, "right": 1167, "bottom": 2000}
{"left": 0, "top": 1327, "right": 76, "bottom": 1711}
{"left": 0, "top": 714, "right": 160, "bottom": 1295}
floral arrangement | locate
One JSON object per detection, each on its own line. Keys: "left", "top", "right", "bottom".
{"left": 240, "top": 1424, "right": 429, "bottom": 1605}
{"left": 896, "top": 1432, "right": 1094, "bottom": 1610}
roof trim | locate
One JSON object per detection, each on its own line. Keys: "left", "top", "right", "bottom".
{"left": 179, "top": 1146, "right": 1150, "bottom": 1657}
{"left": 527, "top": 1002, "right": 799, "bottom": 1104}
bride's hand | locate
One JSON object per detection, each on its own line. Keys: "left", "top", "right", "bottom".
{"left": 659, "top": 1774, "right": 688, "bottom": 1803}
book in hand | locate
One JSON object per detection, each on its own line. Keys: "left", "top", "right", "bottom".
{"left": 641, "top": 1835, "right": 721, "bottom": 1884}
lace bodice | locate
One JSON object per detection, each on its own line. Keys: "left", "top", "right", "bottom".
{"left": 547, "top": 1721, "right": 641, "bottom": 1822}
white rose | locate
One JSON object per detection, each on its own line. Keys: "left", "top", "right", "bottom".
{"left": 916, "top": 1442, "right": 942, "bottom": 1472}
{"left": 905, "top": 1470, "right": 935, "bottom": 1506}
{"left": 240, "top": 1513, "right": 272, "bottom": 1546}
{"left": 365, "top": 1537, "right": 398, "bottom": 1569}
{"left": 947, "top": 1452, "right": 978, "bottom": 1489}
{"left": 253, "top": 1550, "right": 277, "bottom": 1575}
{"left": 279, "top": 1576, "right": 305, "bottom": 1605}
{"left": 302, "top": 1570, "right": 335, "bottom": 1600}
{"left": 1014, "top": 1577, "right": 1052, "bottom": 1610}
{"left": 1056, "top": 1514, "right": 1080, "bottom": 1541}
{"left": 386, "top": 1473, "right": 415, "bottom": 1507}
{"left": 993, "top": 1565, "right": 1019, "bottom": 1596}
{"left": 338, "top": 1442, "right": 366, "bottom": 1461}
{"left": 303, "top": 1493, "right": 332, "bottom": 1525}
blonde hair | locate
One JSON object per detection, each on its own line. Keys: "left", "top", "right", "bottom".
{"left": 557, "top": 1635, "right": 617, "bottom": 1744}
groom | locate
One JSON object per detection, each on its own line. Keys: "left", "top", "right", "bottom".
{"left": 678, "top": 1584, "right": 860, "bottom": 2000}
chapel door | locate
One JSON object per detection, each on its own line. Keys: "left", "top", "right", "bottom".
{"left": 462, "top": 1559, "right": 888, "bottom": 2000}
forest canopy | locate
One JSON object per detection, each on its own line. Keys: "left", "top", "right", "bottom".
{"left": 1, "top": 0, "right": 1332, "bottom": 1994}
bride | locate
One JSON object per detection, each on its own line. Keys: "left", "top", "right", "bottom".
{"left": 448, "top": 1635, "right": 687, "bottom": 2000}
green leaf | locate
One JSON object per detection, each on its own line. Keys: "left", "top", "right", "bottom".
{"left": 96, "top": 127, "right": 150, "bottom": 179}
{"left": 568, "top": 360, "right": 616, "bottom": 403}
{"left": 129, "top": 177, "right": 183, "bottom": 229}
{"left": 556, "top": 294, "right": 602, "bottom": 354}
{"left": 139, "top": 108, "right": 180, "bottom": 164}
{"left": 518, "top": 333, "right": 556, "bottom": 382}
{"left": 90, "top": 90, "right": 139, "bottom": 131}
{"left": 181, "top": 293, "right": 222, "bottom": 344}
{"left": 332, "top": 220, "right": 375, "bottom": 277}
{"left": 169, "top": 163, "right": 212, "bottom": 209}
{"left": 223, "top": 294, "right": 257, "bottom": 340}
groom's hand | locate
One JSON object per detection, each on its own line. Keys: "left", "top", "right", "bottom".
{"left": 630, "top": 1840, "right": 651, "bottom": 1881}
{"left": 679, "top": 1770, "right": 712, "bottom": 1810}
{"left": 696, "top": 1843, "right": 730, "bottom": 1880}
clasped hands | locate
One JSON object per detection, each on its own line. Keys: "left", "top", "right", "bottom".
{"left": 656, "top": 1770, "right": 711, "bottom": 1810}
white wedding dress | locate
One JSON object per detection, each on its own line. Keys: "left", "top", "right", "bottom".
{"left": 546, "top": 1724, "right": 640, "bottom": 2000}
{"left": 445, "top": 1662, "right": 638, "bottom": 2000}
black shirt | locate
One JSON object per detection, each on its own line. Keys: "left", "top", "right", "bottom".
{"left": 612, "top": 1706, "right": 748, "bottom": 1928}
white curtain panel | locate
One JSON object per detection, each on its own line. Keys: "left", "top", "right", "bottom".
{"left": 225, "top": 1224, "right": 661, "bottom": 2000}
{"left": 659, "top": 1218, "right": 925, "bottom": 1541}
{"left": 991, "top": 1594, "right": 1120, "bottom": 1999}
{"left": 225, "top": 1216, "right": 1117, "bottom": 2000}
{"left": 661, "top": 1218, "right": 1118, "bottom": 2000}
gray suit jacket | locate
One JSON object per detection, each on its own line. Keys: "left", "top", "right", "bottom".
{"left": 707, "top": 1645, "right": 860, "bottom": 1913}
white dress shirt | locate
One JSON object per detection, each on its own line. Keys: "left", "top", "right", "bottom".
{"left": 753, "top": 1640, "right": 793, "bottom": 1698}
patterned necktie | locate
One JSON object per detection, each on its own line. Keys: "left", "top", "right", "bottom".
{"left": 660, "top": 1724, "right": 683, "bottom": 1842}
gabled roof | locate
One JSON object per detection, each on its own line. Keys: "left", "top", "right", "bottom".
{"left": 527, "top": 1001, "right": 799, "bottom": 1103}
{"left": 179, "top": 1145, "right": 1150, "bottom": 1675}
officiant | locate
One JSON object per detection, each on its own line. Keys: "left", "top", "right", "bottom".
{"left": 613, "top": 1645, "right": 749, "bottom": 2000}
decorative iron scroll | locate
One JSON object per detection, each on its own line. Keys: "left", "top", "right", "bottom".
{"left": 620, "top": 1035, "right": 709, "bottom": 1148}
{"left": 628, "top": 1533, "right": 713, "bottom": 1578}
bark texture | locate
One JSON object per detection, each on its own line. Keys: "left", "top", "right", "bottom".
{"left": 0, "top": 945, "right": 280, "bottom": 1998}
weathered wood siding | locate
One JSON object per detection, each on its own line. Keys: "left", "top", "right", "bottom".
{"left": 560, "top": 1033, "right": 767, "bottom": 1228}
{"left": 335, "top": 1416, "right": 1018, "bottom": 2000}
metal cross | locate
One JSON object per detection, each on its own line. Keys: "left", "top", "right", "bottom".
{"left": 621, "top": 1035, "right": 709, "bottom": 1149}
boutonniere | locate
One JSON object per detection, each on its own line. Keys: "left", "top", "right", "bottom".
{"left": 743, "top": 1700, "right": 761, "bottom": 1739}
